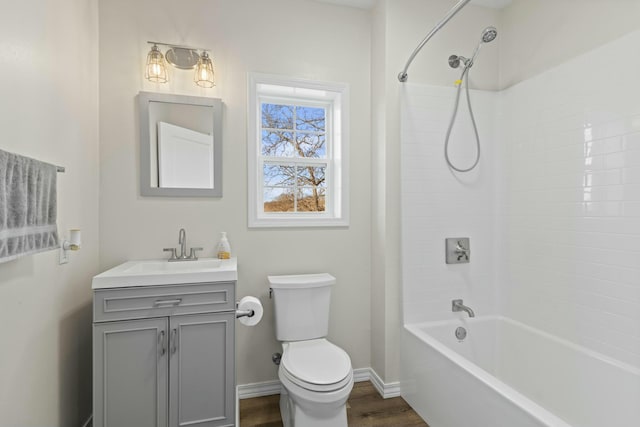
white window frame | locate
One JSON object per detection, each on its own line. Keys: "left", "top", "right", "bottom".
{"left": 248, "top": 73, "right": 349, "bottom": 228}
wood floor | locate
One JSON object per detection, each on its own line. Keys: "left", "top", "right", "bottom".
{"left": 239, "top": 381, "right": 429, "bottom": 427}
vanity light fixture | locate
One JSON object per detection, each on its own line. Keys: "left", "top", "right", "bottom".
{"left": 195, "top": 51, "right": 215, "bottom": 88}
{"left": 145, "top": 41, "right": 215, "bottom": 88}
{"left": 145, "top": 44, "right": 168, "bottom": 83}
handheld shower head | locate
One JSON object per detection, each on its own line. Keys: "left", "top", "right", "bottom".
{"left": 444, "top": 27, "right": 497, "bottom": 173}
{"left": 449, "top": 26, "right": 498, "bottom": 71}
{"left": 481, "top": 26, "right": 497, "bottom": 43}
{"left": 463, "top": 26, "right": 498, "bottom": 68}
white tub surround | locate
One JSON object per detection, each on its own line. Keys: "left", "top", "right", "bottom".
{"left": 499, "top": 29, "right": 640, "bottom": 368}
{"left": 402, "top": 317, "right": 640, "bottom": 427}
{"left": 400, "top": 83, "right": 499, "bottom": 325}
{"left": 400, "top": 29, "right": 640, "bottom": 427}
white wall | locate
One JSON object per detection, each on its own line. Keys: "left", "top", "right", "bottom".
{"left": 498, "top": 0, "right": 640, "bottom": 89}
{"left": 401, "top": 84, "right": 499, "bottom": 324}
{"left": 371, "top": 0, "right": 500, "bottom": 383}
{"left": 500, "top": 29, "right": 640, "bottom": 367}
{"left": 496, "top": 0, "right": 640, "bottom": 368}
{"left": 98, "top": 0, "right": 372, "bottom": 385}
{"left": 0, "top": 0, "right": 99, "bottom": 425}
{"left": 370, "top": 0, "right": 389, "bottom": 380}
{"left": 390, "top": 0, "right": 500, "bottom": 91}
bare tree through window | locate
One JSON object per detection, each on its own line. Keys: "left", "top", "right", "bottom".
{"left": 261, "top": 103, "right": 327, "bottom": 212}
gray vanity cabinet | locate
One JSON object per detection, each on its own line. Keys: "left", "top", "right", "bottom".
{"left": 93, "top": 281, "right": 236, "bottom": 427}
{"left": 169, "top": 312, "right": 235, "bottom": 427}
{"left": 93, "top": 318, "right": 169, "bottom": 427}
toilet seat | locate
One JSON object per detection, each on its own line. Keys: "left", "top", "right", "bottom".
{"left": 281, "top": 339, "right": 352, "bottom": 392}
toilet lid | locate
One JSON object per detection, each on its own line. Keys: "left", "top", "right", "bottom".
{"left": 281, "top": 339, "right": 352, "bottom": 388}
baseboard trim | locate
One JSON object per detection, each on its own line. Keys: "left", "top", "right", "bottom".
{"left": 85, "top": 372, "right": 398, "bottom": 424}
{"left": 368, "top": 368, "right": 401, "bottom": 398}
{"left": 237, "top": 367, "right": 400, "bottom": 400}
{"left": 237, "top": 379, "right": 283, "bottom": 399}
{"left": 352, "top": 367, "right": 370, "bottom": 383}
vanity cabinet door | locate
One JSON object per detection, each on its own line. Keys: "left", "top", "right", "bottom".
{"left": 93, "top": 317, "right": 169, "bottom": 427}
{"left": 169, "top": 312, "right": 235, "bottom": 427}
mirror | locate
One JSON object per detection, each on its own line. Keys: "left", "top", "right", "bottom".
{"left": 139, "top": 91, "right": 222, "bottom": 197}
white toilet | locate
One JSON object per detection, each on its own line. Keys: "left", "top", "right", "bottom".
{"left": 268, "top": 273, "right": 354, "bottom": 427}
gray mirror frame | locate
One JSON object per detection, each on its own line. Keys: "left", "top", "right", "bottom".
{"left": 138, "top": 91, "right": 223, "bottom": 197}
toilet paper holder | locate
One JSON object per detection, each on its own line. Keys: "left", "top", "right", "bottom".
{"left": 235, "top": 302, "right": 255, "bottom": 319}
{"left": 235, "top": 296, "right": 263, "bottom": 326}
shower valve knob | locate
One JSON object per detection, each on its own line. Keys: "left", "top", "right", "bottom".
{"left": 455, "top": 241, "right": 469, "bottom": 261}
{"left": 446, "top": 237, "right": 470, "bottom": 264}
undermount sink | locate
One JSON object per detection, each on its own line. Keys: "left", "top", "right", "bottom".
{"left": 92, "top": 257, "right": 237, "bottom": 289}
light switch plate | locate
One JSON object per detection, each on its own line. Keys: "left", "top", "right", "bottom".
{"left": 445, "top": 237, "right": 470, "bottom": 264}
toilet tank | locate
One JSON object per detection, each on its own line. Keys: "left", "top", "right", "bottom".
{"left": 268, "top": 273, "right": 336, "bottom": 342}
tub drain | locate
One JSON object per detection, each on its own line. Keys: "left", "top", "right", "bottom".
{"left": 455, "top": 326, "right": 467, "bottom": 341}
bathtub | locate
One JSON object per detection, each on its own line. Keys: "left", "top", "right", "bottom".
{"left": 401, "top": 316, "right": 640, "bottom": 427}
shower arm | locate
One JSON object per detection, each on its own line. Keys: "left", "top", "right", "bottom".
{"left": 398, "top": 0, "right": 472, "bottom": 83}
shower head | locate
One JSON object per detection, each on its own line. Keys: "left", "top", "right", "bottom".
{"left": 461, "top": 26, "right": 498, "bottom": 68}
{"left": 449, "top": 26, "right": 498, "bottom": 71}
{"left": 481, "top": 26, "right": 497, "bottom": 43}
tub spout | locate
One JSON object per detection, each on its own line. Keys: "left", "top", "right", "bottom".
{"left": 452, "top": 299, "right": 475, "bottom": 318}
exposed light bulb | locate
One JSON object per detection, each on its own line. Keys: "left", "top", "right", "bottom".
{"left": 194, "top": 51, "right": 215, "bottom": 88}
{"left": 145, "top": 44, "right": 168, "bottom": 83}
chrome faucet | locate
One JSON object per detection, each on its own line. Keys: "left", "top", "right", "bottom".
{"left": 452, "top": 299, "right": 475, "bottom": 318}
{"left": 178, "top": 228, "right": 187, "bottom": 259}
{"left": 163, "top": 228, "right": 203, "bottom": 262}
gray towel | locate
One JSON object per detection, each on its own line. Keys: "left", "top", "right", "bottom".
{"left": 0, "top": 149, "right": 59, "bottom": 263}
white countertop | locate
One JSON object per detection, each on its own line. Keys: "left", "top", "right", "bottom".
{"left": 92, "top": 257, "right": 238, "bottom": 290}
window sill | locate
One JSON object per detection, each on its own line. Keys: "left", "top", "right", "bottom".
{"left": 248, "top": 215, "right": 349, "bottom": 228}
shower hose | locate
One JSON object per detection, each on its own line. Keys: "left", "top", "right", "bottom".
{"left": 444, "top": 65, "right": 481, "bottom": 172}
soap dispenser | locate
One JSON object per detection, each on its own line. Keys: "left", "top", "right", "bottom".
{"left": 217, "top": 232, "right": 231, "bottom": 259}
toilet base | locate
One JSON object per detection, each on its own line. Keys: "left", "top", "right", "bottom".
{"left": 279, "top": 386, "right": 349, "bottom": 427}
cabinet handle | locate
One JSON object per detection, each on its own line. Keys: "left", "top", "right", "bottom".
{"left": 171, "top": 328, "right": 178, "bottom": 354}
{"left": 153, "top": 298, "right": 182, "bottom": 306}
{"left": 159, "top": 330, "right": 166, "bottom": 356}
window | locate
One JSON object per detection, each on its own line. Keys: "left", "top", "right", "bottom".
{"left": 248, "top": 73, "right": 349, "bottom": 227}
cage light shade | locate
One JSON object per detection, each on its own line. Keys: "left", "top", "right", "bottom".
{"left": 194, "top": 52, "right": 215, "bottom": 88}
{"left": 145, "top": 45, "right": 168, "bottom": 83}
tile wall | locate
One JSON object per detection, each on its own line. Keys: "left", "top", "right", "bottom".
{"left": 401, "top": 30, "right": 640, "bottom": 368}
{"left": 500, "top": 30, "right": 640, "bottom": 367}
{"left": 400, "top": 83, "right": 499, "bottom": 324}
